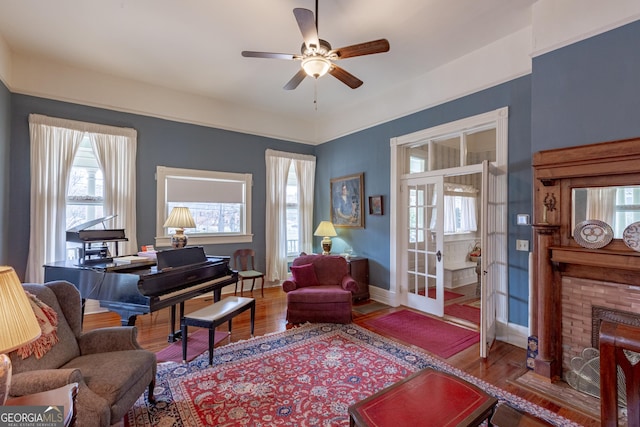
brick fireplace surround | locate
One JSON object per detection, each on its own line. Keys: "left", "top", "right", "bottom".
{"left": 562, "top": 277, "right": 640, "bottom": 374}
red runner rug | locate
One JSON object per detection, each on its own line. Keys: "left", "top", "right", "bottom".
{"left": 421, "top": 288, "right": 464, "bottom": 301}
{"left": 126, "top": 323, "right": 577, "bottom": 427}
{"left": 155, "top": 328, "right": 229, "bottom": 363}
{"left": 363, "top": 309, "right": 479, "bottom": 358}
{"left": 445, "top": 303, "right": 481, "bottom": 325}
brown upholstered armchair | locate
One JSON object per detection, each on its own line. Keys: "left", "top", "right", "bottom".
{"left": 282, "top": 254, "right": 358, "bottom": 324}
{"left": 8, "top": 281, "right": 156, "bottom": 427}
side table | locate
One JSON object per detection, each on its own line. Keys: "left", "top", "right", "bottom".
{"left": 348, "top": 368, "right": 497, "bottom": 427}
{"left": 347, "top": 257, "right": 369, "bottom": 301}
{"left": 5, "top": 383, "right": 78, "bottom": 427}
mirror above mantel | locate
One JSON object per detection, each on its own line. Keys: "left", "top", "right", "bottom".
{"left": 572, "top": 185, "right": 640, "bottom": 239}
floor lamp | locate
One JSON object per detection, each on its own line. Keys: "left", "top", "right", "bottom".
{"left": 0, "top": 266, "right": 41, "bottom": 404}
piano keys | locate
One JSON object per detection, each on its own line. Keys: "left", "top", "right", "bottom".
{"left": 44, "top": 247, "right": 238, "bottom": 342}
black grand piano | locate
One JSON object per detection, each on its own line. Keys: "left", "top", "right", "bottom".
{"left": 44, "top": 246, "right": 238, "bottom": 342}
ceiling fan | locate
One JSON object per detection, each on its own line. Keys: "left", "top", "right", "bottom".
{"left": 241, "top": 0, "right": 390, "bottom": 90}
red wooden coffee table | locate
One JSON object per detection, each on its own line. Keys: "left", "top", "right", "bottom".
{"left": 348, "top": 368, "right": 498, "bottom": 427}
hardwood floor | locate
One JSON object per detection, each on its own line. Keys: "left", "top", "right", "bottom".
{"left": 82, "top": 286, "right": 599, "bottom": 426}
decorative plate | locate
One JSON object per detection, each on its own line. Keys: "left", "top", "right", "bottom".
{"left": 573, "top": 220, "right": 613, "bottom": 249}
{"left": 623, "top": 221, "right": 640, "bottom": 252}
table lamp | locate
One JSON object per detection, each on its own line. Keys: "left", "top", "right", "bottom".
{"left": 163, "top": 207, "right": 196, "bottom": 248}
{"left": 0, "top": 266, "right": 41, "bottom": 405}
{"left": 314, "top": 221, "right": 337, "bottom": 255}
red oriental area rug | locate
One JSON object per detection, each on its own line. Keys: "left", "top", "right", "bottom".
{"left": 363, "top": 309, "right": 479, "bottom": 358}
{"left": 125, "top": 324, "right": 579, "bottom": 427}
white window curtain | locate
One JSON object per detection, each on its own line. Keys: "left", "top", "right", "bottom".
{"left": 265, "top": 149, "right": 315, "bottom": 282}
{"left": 26, "top": 114, "right": 137, "bottom": 283}
{"left": 586, "top": 188, "right": 616, "bottom": 225}
{"left": 430, "top": 183, "right": 478, "bottom": 234}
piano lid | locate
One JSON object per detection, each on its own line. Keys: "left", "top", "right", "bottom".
{"left": 156, "top": 246, "right": 208, "bottom": 271}
{"left": 67, "top": 215, "right": 117, "bottom": 232}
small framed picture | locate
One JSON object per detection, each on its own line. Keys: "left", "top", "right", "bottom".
{"left": 369, "top": 195, "right": 383, "bottom": 215}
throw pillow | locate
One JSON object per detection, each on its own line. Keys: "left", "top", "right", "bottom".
{"left": 290, "top": 263, "right": 319, "bottom": 287}
{"left": 17, "top": 292, "right": 59, "bottom": 359}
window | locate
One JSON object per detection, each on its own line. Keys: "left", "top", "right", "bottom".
{"left": 428, "top": 184, "right": 478, "bottom": 235}
{"left": 66, "top": 137, "right": 105, "bottom": 259}
{"left": 404, "top": 127, "right": 496, "bottom": 174}
{"left": 286, "top": 164, "right": 299, "bottom": 256}
{"left": 155, "top": 166, "right": 253, "bottom": 246}
{"left": 27, "top": 114, "right": 137, "bottom": 283}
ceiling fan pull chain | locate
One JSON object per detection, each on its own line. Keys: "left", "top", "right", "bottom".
{"left": 314, "top": 80, "right": 318, "bottom": 111}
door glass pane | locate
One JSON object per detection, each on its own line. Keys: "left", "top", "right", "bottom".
{"left": 408, "top": 182, "right": 439, "bottom": 301}
{"left": 426, "top": 275, "right": 437, "bottom": 299}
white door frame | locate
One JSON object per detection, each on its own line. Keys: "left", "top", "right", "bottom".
{"left": 389, "top": 107, "right": 509, "bottom": 357}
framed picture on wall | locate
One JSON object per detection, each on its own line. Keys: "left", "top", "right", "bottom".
{"left": 369, "top": 195, "right": 383, "bottom": 215}
{"left": 330, "top": 173, "right": 364, "bottom": 228}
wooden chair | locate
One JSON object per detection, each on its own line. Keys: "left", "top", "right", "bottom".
{"left": 599, "top": 321, "right": 640, "bottom": 427}
{"left": 232, "top": 249, "right": 265, "bottom": 297}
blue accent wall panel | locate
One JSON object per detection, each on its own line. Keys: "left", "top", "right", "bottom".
{"left": 532, "top": 19, "right": 640, "bottom": 152}
{"left": 8, "top": 94, "right": 314, "bottom": 279}
{"left": 0, "top": 80, "right": 10, "bottom": 265}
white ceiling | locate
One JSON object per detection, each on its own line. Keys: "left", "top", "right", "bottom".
{"left": 0, "top": 0, "right": 536, "bottom": 143}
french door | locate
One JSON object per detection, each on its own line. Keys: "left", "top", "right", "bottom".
{"left": 480, "top": 160, "right": 498, "bottom": 357}
{"left": 404, "top": 175, "right": 444, "bottom": 316}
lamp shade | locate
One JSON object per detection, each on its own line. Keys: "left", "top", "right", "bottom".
{"left": 163, "top": 207, "right": 196, "bottom": 229}
{"left": 302, "top": 56, "right": 331, "bottom": 78}
{"left": 314, "top": 221, "right": 337, "bottom": 237}
{"left": 0, "top": 266, "right": 41, "bottom": 353}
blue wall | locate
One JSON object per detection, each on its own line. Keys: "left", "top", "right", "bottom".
{"left": 8, "top": 95, "right": 315, "bottom": 278}
{"left": 317, "top": 76, "right": 533, "bottom": 325}
{"left": 532, "top": 19, "right": 640, "bottom": 151}
{"left": 0, "top": 82, "right": 10, "bottom": 264}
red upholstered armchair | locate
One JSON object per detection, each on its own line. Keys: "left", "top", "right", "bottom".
{"left": 282, "top": 254, "right": 358, "bottom": 324}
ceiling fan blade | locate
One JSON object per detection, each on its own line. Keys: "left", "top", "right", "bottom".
{"left": 241, "top": 51, "right": 297, "bottom": 60}
{"left": 284, "top": 69, "right": 307, "bottom": 90}
{"left": 293, "top": 8, "right": 320, "bottom": 51}
{"left": 332, "top": 39, "right": 390, "bottom": 59}
{"left": 328, "top": 65, "right": 363, "bottom": 89}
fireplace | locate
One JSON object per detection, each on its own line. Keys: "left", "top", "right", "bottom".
{"left": 561, "top": 277, "right": 640, "bottom": 374}
{"left": 532, "top": 138, "right": 640, "bottom": 381}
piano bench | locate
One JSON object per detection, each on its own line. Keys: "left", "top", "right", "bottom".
{"left": 181, "top": 296, "right": 256, "bottom": 365}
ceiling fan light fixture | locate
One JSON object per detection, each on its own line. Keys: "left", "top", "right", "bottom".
{"left": 301, "top": 56, "right": 331, "bottom": 78}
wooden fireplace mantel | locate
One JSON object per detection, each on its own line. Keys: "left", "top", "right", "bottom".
{"left": 532, "top": 137, "right": 640, "bottom": 381}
